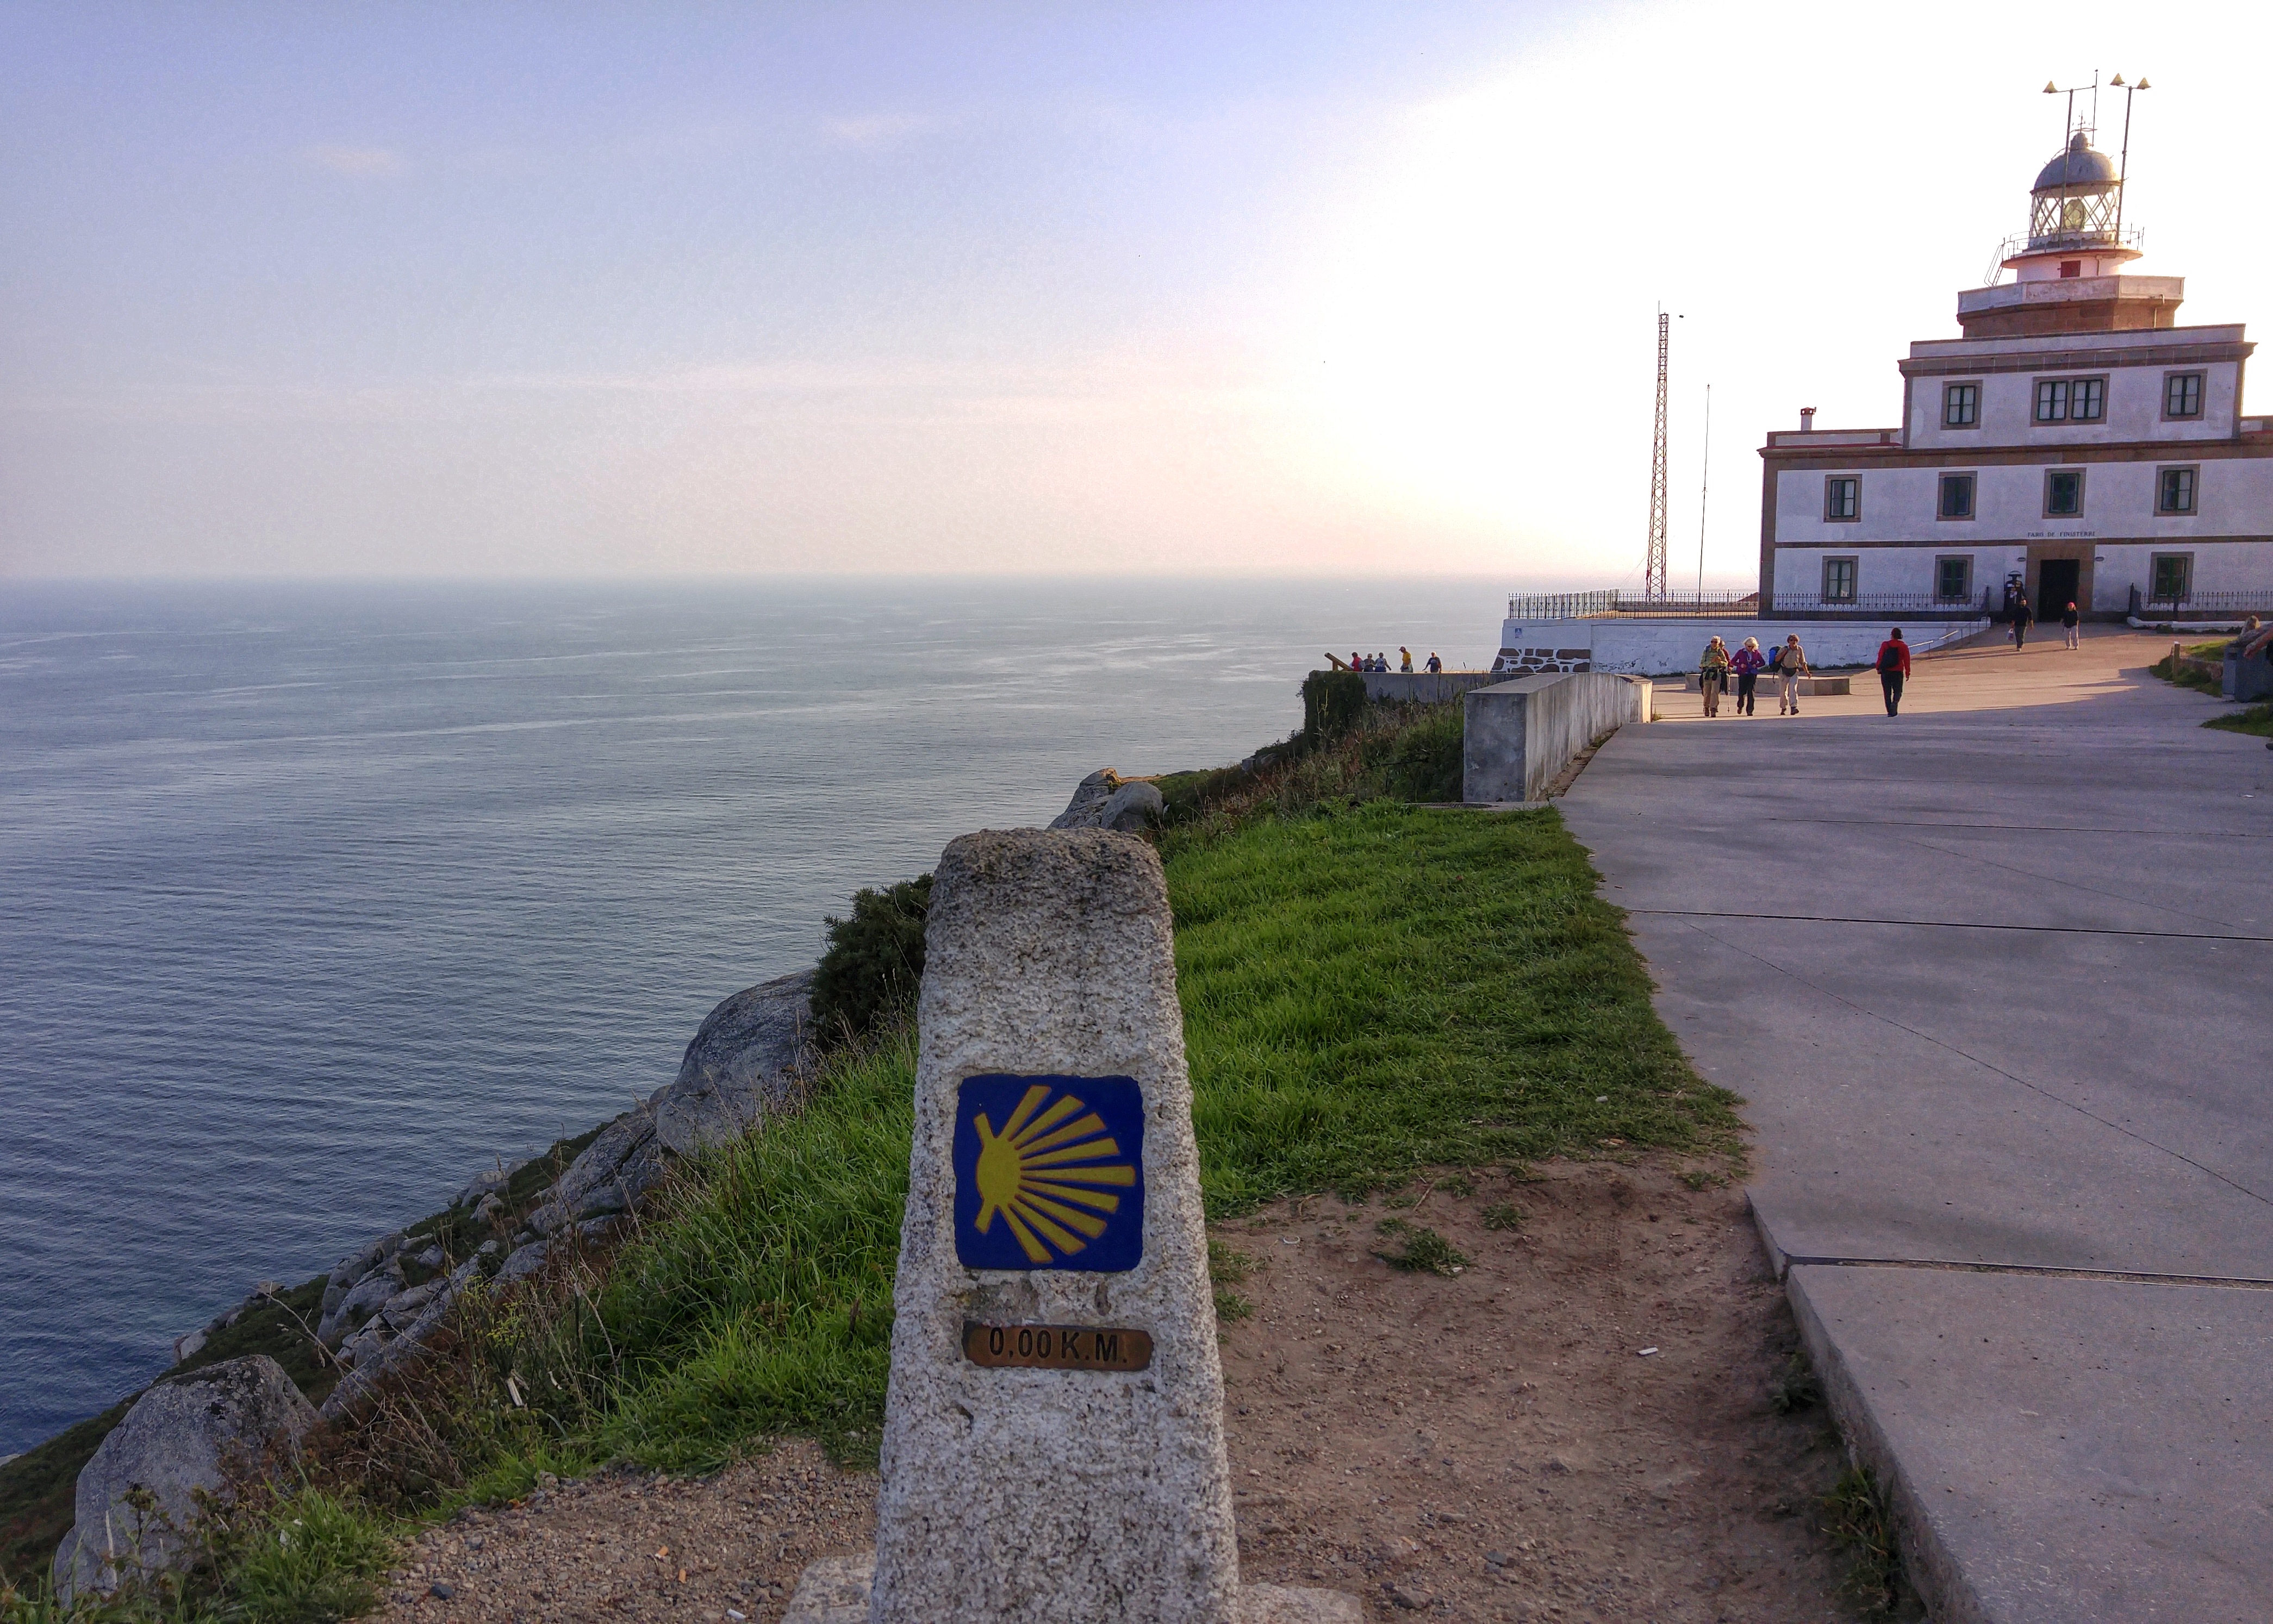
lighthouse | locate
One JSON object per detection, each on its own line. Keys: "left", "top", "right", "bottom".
{"left": 1756, "top": 96, "right": 2272, "bottom": 623}
{"left": 1956, "top": 127, "right": 2179, "bottom": 338}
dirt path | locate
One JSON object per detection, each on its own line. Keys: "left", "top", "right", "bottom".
{"left": 1215, "top": 1159, "right": 1854, "bottom": 1621}
{"left": 374, "top": 1159, "right": 1857, "bottom": 1623}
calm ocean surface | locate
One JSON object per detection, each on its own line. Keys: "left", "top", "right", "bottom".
{"left": 0, "top": 577, "right": 1499, "bottom": 1452}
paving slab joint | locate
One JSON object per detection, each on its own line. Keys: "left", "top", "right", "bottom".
{"left": 783, "top": 1551, "right": 1361, "bottom": 1624}
{"left": 1784, "top": 1267, "right": 1987, "bottom": 1624}
{"left": 1743, "top": 1188, "right": 1794, "bottom": 1281}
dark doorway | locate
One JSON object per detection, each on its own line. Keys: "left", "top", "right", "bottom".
{"left": 2037, "top": 558, "right": 2082, "bottom": 620}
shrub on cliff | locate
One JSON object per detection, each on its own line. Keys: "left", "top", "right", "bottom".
{"left": 1299, "top": 670, "right": 1368, "bottom": 747}
{"left": 810, "top": 875, "right": 933, "bottom": 1043}
{"left": 1381, "top": 703, "right": 1462, "bottom": 803}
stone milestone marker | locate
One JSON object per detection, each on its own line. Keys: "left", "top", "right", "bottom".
{"left": 785, "top": 828, "right": 1355, "bottom": 1624}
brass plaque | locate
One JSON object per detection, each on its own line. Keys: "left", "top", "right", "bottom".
{"left": 962, "top": 1321, "right": 1154, "bottom": 1372}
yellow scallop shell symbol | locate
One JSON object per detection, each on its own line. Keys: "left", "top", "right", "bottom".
{"left": 972, "top": 1083, "right": 1137, "bottom": 1264}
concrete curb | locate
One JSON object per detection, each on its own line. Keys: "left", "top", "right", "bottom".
{"left": 1782, "top": 1264, "right": 1988, "bottom": 1624}
{"left": 1746, "top": 1190, "right": 1975, "bottom": 1622}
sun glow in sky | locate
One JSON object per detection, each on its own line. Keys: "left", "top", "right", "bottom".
{"left": 3, "top": 2, "right": 2266, "bottom": 582}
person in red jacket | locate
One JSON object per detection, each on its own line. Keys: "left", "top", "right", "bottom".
{"left": 1875, "top": 627, "right": 1912, "bottom": 716}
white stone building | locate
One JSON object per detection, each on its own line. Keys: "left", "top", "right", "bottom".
{"left": 1759, "top": 127, "right": 2272, "bottom": 621}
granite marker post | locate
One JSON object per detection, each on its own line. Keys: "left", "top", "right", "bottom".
{"left": 783, "top": 827, "right": 1354, "bottom": 1624}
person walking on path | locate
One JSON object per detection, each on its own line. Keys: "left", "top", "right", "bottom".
{"left": 1775, "top": 634, "right": 1810, "bottom": 714}
{"left": 1399, "top": 646, "right": 1414, "bottom": 672}
{"left": 1876, "top": 627, "right": 1911, "bottom": 715}
{"left": 1729, "top": 637, "right": 1767, "bottom": 716}
{"left": 2062, "top": 601, "right": 2081, "bottom": 649}
{"left": 2012, "top": 592, "right": 2033, "bottom": 652}
{"left": 1425, "top": 652, "right": 1442, "bottom": 674}
{"left": 1699, "top": 636, "right": 1731, "bottom": 718}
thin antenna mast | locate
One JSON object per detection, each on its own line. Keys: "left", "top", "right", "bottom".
{"left": 1646, "top": 310, "right": 1670, "bottom": 601}
{"left": 1696, "top": 383, "right": 1711, "bottom": 598}
{"left": 2112, "top": 71, "right": 2148, "bottom": 240}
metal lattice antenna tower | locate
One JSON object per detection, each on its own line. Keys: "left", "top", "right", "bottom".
{"left": 1645, "top": 310, "right": 1670, "bottom": 600}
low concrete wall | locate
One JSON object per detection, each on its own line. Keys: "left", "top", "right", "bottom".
{"left": 1463, "top": 672, "right": 1650, "bottom": 804}
{"left": 1358, "top": 671, "right": 1500, "bottom": 704}
{"left": 2226, "top": 645, "right": 2273, "bottom": 702}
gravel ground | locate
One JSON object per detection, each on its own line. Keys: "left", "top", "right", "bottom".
{"left": 373, "top": 1158, "right": 1874, "bottom": 1623}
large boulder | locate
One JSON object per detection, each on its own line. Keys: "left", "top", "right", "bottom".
{"left": 527, "top": 1105, "right": 660, "bottom": 1236}
{"left": 1048, "top": 770, "right": 1163, "bottom": 833}
{"left": 54, "top": 1357, "right": 316, "bottom": 1602}
{"left": 650, "top": 969, "right": 817, "bottom": 1156}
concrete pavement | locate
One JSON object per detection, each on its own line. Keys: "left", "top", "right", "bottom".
{"left": 1558, "top": 627, "right": 2272, "bottom": 1622}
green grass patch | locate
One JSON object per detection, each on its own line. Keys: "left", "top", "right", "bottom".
{"left": 589, "top": 1032, "right": 913, "bottom": 1472}
{"left": 1167, "top": 803, "right": 1739, "bottom": 1210}
{"left": 1823, "top": 1465, "right": 1911, "bottom": 1614}
{"left": 2207, "top": 701, "right": 2273, "bottom": 738}
{"left": 2150, "top": 640, "right": 2229, "bottom": 695}
{"left": 1371, "top": 1219, "right": 1469, "bottom": 1276}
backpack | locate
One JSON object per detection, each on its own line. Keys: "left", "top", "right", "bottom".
{"left": 1766, "top": 647, "right": 1783, "bottom": 673}
{"left": 1876, "top": 643, "right": 1903, "bottom": 673}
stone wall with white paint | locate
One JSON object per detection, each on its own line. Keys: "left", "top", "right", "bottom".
{"left": 1493, "top": 616, "right": 1986, "bottom": 678}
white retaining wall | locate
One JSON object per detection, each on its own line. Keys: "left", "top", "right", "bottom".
{"left": 1496, "top": 617, "right": 1989, "bottom": 678}
{"left": 1463, "top": 672, "right": 1651, "bottom": 804}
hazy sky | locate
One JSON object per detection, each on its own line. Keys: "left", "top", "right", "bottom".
{"left": 4, "top": 2, "right": 2266, "bottom": 582}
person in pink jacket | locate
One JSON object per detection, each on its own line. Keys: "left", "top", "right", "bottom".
{"left": 1728, "top": 637, "right": 1767, "bottom": 716}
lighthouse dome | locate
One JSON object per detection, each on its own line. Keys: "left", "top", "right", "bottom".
{"left": 2034, "top": 130, "right": 2118, "bottom": 194}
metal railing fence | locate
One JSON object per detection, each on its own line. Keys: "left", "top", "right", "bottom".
{"left": 1505, "top": 590, "right": 1759, "bottom": 621}
{"left": 1775, "top": 593, "right": 1989, "bottom": 614}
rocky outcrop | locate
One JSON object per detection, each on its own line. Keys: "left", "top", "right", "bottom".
{"left": 651, "top": 970, "right": 817, "bottom": 1155}
{"left": 54, "top": 1357, "right": 316, "bottom": 1602}
{"left": 317, "top": 1254, "right": 485, "bottom": 1422}
{"left": 174, "top": 974, "right": 821, "bottom": 1428}
{"left": 309, "top": 971, "right": 819, "bottom": 1421}
{"left": 1049, "top": 770, "right": 1163, "bottom": 833}
{"left": 526, "top": 1107, "right": 664, "bottom": 1238}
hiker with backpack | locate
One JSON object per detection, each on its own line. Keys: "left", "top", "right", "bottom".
{"left": 1773, "top": 634, "right": 1810, "bottom": 715}
{"left": 1875, "top": 627, "right": 1912, "bottom": 716}
{"left": 1698, "top": 635, "right": 1731, "bottom": 717}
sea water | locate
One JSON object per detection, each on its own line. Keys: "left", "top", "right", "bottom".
{"left": 0, "top": 576, "right": 1498, "bottom": 1452}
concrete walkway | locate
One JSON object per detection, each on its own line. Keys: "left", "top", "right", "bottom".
{"left": 1558, "top": 627, "right": 2272, "bottom": 1623}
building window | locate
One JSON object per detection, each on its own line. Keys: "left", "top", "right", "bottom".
{"left": 1938, "top": 472, "right": 1976, "bottom": 520}
{"left": 2164, "top": 372, "right": 2204, "bottom": 419}
{"left": 1935, "top": 555, "right": 1974, "bottom": 603}
{"left": 1824, "top": 477, "right": 1860, "bottom": 521}
{"left": 2059, "top": 259, "right": 2082, "bottom": 278}
{"left": 1944, "top": 383, "right": 1979, "bottom": 427}
{"left": 1822, "top": 557, "right": 1858, "bottom": 603}
{"left": 2149, "top": 553, "right": 2193, "bottom": 604}
{"left": 2034, "top": 376, "right": 2107, "bottom": 423}
{"left": 2044, "top": 469, "right": 2085, "bottom": 517}
{"left": 2157, "top": 466, "right": 2199, "bottom": 515}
